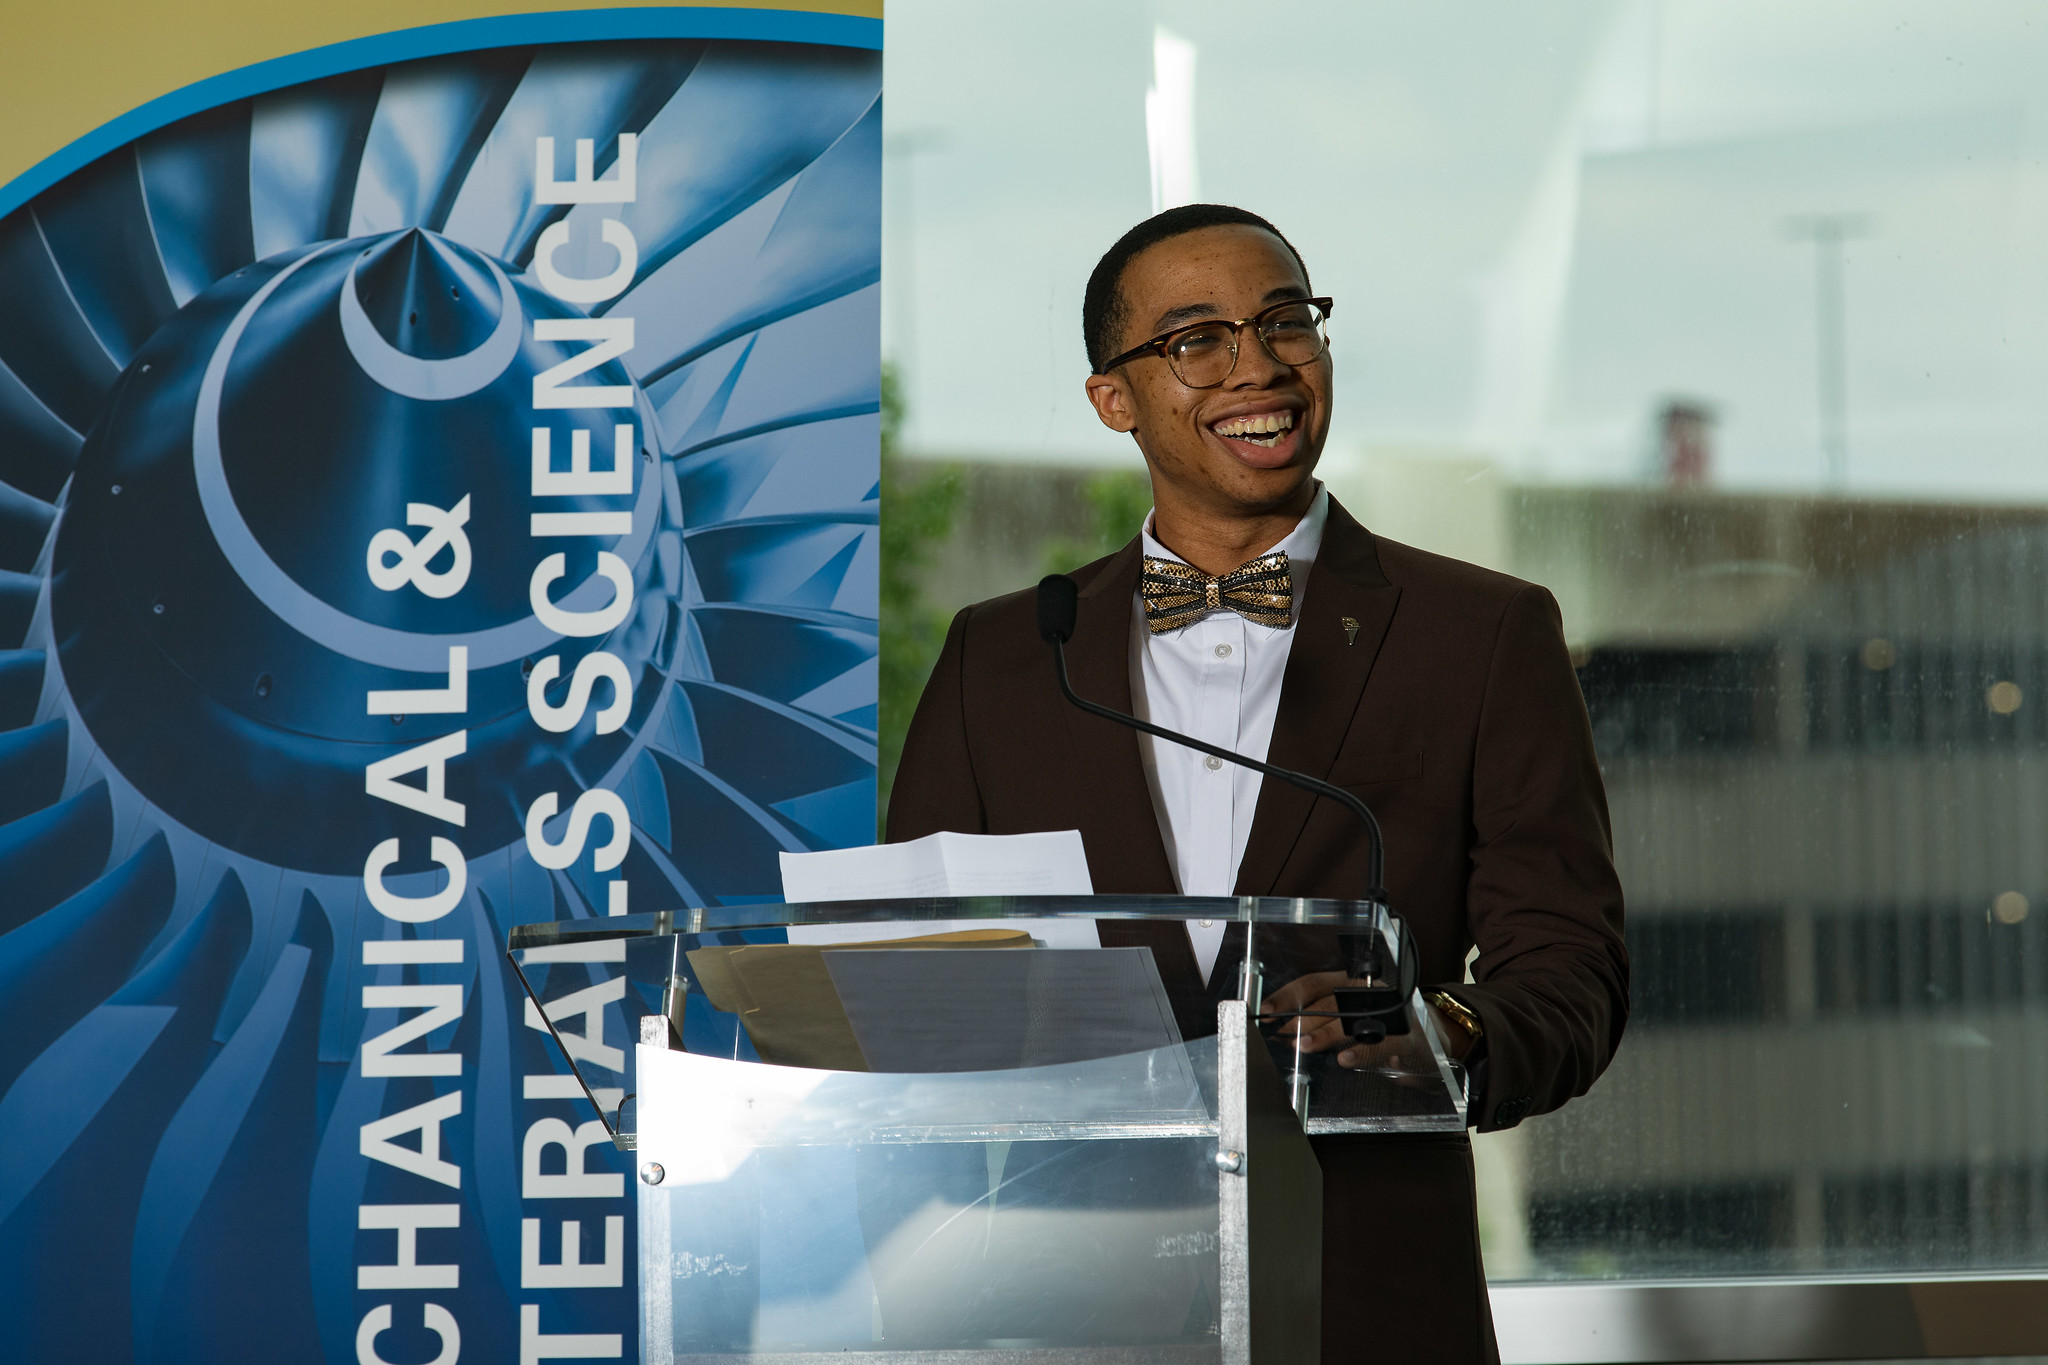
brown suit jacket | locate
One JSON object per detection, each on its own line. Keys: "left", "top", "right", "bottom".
{"left": 887, "top": 495, "right": 1628, "bottom": 1362}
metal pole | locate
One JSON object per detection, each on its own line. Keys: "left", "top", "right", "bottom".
{"left": 1786, "top": 213, "right": 1870, "bottom": 490}
{"left": 1814, "top": 226, "right": 1846, "bottom": 486}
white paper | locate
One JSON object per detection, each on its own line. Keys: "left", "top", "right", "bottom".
{"left": 780, "top": 832, "right": 1098, "bottom": 949}
{"left": 785, "top": 917, "right": 1105, "bottom": 950}
{"left": 779, "top": 830, "right": 1093, "bottom": 903}
{"left": 1188, "top": 918, "right": 1228, "bottom": 985}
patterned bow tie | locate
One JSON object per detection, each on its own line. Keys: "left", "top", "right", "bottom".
{"left": 1141, "top": 552, "right": 1294, "bottom": 633}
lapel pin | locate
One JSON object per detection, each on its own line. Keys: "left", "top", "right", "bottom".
{"left": 1342, "top": 616, "right": 1359, "bottom": 646}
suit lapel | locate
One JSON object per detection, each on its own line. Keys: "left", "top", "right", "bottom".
{"left": 1060, "top": 540, "right": 1177, "bottom": 891}
{"left": 1233, "top": 499, "right": 1400, "bottom": 896}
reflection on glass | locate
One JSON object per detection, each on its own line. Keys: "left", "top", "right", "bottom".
{"left": 639, "top": 1042, "right": 1222, "bottom": 1354}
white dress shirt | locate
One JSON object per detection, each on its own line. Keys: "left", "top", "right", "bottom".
{"left": 1131, "top": 486, "right": 1330, "bottom": 981}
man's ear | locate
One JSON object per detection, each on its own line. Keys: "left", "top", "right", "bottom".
{"left": 1084, "top": 371, "right": 1138, "bottom": 433}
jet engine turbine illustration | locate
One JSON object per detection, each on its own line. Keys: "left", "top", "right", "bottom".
{"left": 56, "top": 225, "right": 675, "bottom": 870}
{"left": 0, "top": 37, "right": 880, "bottom": 1363}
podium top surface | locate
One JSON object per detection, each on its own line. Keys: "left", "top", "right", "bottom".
{"left": 506, "top": 893, "right": 1389, "bottom": 953}
{"left": 505, "top": 890, "right": 1465, "bottom": 1147}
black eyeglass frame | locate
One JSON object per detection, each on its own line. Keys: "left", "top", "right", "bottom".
{"left": 1094, "top": 296, "right": 1335, "bottom": 385}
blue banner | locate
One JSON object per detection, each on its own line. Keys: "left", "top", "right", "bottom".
{"left": 0, "top": 11, "right": 880, "bottom": 1361}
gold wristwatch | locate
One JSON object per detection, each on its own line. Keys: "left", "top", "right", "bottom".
{"left": 1424, "top": 989, "right": 1483, "bottom": 1046}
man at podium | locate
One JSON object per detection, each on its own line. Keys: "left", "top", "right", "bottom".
{"left": 887, "top": 204, "right": 1628, "bottom": 1364}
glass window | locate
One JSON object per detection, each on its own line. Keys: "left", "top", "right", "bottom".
{"left": 882, "top": 0, "right": 2048, "bottom": 1302}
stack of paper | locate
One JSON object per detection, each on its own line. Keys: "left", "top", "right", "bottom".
{"left": 778, "top": 830, "right": 1101, "bottom": 950}
{"left": 778, "top": 829, "right": 1093, "bottom": 902}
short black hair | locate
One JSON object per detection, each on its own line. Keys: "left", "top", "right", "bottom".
{"left": 1082, "top": 204, "right": 1311, "bottom": 372}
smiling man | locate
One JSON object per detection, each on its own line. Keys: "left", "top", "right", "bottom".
{"left": 888, "top": 204, "right": 1629, "bottom": 1363}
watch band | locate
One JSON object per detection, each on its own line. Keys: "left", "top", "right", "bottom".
{"left": 1425, "top": 989, "right": 1483, "bottom": 1043}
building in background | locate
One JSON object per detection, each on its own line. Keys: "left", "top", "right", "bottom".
{"left": 900, "top": 450, "right": 2048, "bottom": 1280}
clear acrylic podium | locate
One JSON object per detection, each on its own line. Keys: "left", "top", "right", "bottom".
{"left": 507, "top": 896, "right": 1467, "bottom": 1365}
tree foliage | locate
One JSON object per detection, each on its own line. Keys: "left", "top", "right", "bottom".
{"left": 1037, "top": 470, "right": 1153, "bottom": 577}
{"left": 876, "top": 368, "right": 962, "bottom": 836}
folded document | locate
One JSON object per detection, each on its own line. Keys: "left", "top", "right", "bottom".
{"left": 778, "top": 829, "right": 1093, "bottom": 902}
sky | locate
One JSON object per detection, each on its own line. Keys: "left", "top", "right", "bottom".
{"left": 880, "top": 0, "right": 2048, "bottom": 500}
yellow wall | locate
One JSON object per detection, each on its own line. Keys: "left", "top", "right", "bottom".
{"left": 2, "top": 0, "right": 882, "bottom": 195}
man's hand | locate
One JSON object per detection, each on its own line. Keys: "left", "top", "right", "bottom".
{"left": 1260, "top": 971, "right": 1479, "bottom": 1068}
{"left": 1260, "top": 970, "right": 1355, "bottom": 1055}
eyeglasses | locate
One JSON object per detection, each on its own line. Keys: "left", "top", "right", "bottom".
{"left": 1096, "top": 296, "right": 1334, "bottom": 389}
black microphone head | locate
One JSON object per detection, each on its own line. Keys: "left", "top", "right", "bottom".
{"left": 1036, "top": 574, "right": 1079, "bottom": 644}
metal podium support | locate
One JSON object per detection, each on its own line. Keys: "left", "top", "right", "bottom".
{"left": 1216, "top": 996, "right": 1322, "bottom": 1365}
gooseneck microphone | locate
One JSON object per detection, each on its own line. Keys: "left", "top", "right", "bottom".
{"left": 1036, "top": 572, "right": 1389, "bottom": 901}
{"left": 1036, "top": 572, "right": 1415, "bottom": 1039}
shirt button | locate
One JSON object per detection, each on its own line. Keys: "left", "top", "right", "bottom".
{"left": 1204, "top": 755, "right": 1224, "bottom": 771}
{"left": 1213, "top": 643, "right": 1233, "bottom": 659}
